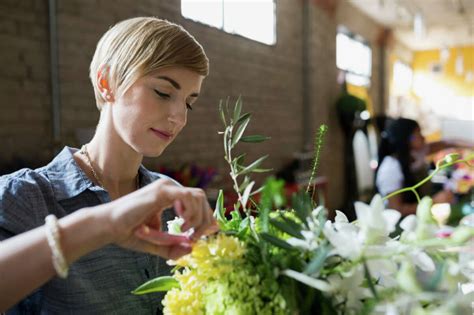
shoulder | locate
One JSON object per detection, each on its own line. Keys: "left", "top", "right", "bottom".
{"left": 376, "top": 156, "right": 404, "bottom": 196}
{"left": 0, "top": 168, "right": 51, "bottom": 238}
{"left": 378, "top": 156, "right": 403, "bottom": 175}
{"left": 0, "top": 167, "right": 49, "bottom": 202}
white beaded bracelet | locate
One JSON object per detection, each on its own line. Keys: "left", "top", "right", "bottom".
{"left": 45, "top": 214, "right": 69, "bottom": 278}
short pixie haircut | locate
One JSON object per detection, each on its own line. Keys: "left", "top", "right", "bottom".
{"left": 90, "top": 17, "right": 209, "bottom": 110}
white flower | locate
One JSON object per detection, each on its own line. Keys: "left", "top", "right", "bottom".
{"left": 166, "top": 216, "right": 193, "bottom": 237}
{"left": 286, "top": 230, "right": 319, "bottom": 251}
{"left": 306, "top": 206, "right": 325, "bottom": 230}
{"left": 323, "top": 216, "right": 361, "bottom": 259}
{"left": 399, "top": 215, "right": 418, "bottom": 242}
{"left": 355, "top": 195, "right": 401, "bottom": 244}
{"left": 326, "top": 266, "right": 371, "bottom": 312}
{"left": 365, "top": 258, "right": 398, "bottom": 287}
{"left": 281, "top": 269, "right": 333, "bottom": 292}
{"left": 409, "top": 250, "right": 435, "bottom": 272}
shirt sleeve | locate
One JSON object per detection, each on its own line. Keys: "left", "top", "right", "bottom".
{"left": 376, "top": 156, "right": 404, "bottom": 197}
{"left": 0, "top": 170, "right": 46, "bottom": 240}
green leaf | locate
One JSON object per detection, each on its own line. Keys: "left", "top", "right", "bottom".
{"left": 131, "top": 276, "right": 179, "bottom": 295}
{"left": 259, "top": 205, "right": 270, "bottom": 233}
{"left": 291, "top": 191, "right": 312, "bottom": 226}
{"left": 230, "top": 208, "right": 241, "bottom": 221}
{"left": 218, "top": 100, "right": 226, "bottom": 127}
{"left": 250, "top": 185, "right": 264, "bottom": 196}
{"left": 223, "top": 127, "right": 230, "bottom": 157}
{"left": 281, "top": 215, "right": 305, "bottom": 235}
{"left": 260, "top": 232, "right": 294, "bottom": 250}
{"left": 213, "top": 190, "right": 226, "bottom": 224}
{"left": 232, "top": 96, "right": 242, "bottom": 123}
{"left": 232, "top": 153, "right": 246, "bottom": 168}
{"left": 240, "top": 135, "right": 271, "bottom": 143}
{"left": 231, "top": 117, "right": 250, "bottom": 148}
{"left": 270, "top": 218, "right": 304, "bottom": 239}
{"left": 237, "top": 112, "right": 251, "bottom": 124}
{"left": 237, "top": 217, "right": 250, "bottom": 238}
{"left": 224, "top": 209, "right": 242, "bottom": 232}
{"left": 251, "top": 168, "right": 273, "bottom": 173}
{"left": 237, "top": 155, "right": 268, "bottom": 176}
{"left": 241, "top": 181, "right": 255, "bottom": 208}
{"left": 238, "top": 176, "right": 251, "bottom": 192}
{"left": 304, "top": 243, "right": 329, "bottom": 275}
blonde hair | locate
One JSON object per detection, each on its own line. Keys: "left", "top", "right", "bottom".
{"left": 90, "top": 17, "right": 209, "bottom": 110}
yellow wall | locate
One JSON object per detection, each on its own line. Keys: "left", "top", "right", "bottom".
{"left": 388, "top": 46, "right": 473, "bottom": 142}
{"left": 412, "top": 46, "right": 474, "bottom": 97}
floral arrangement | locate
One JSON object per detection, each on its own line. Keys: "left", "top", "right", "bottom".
{"left": 133, "top": 98, "right": 474, "bottom": 315}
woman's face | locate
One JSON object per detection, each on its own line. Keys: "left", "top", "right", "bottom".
{"left": 409, "top": 127, "right": 425, "bottom": 151}
{"left": 111, "top": 66, "right": 204, "bottom": 157}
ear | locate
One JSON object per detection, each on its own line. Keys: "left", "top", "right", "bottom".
{"left": 97, "top": 65, "right": 115, "bottom": 103}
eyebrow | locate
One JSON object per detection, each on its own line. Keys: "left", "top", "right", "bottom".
{"left": 157, "top": 76, "right": 199, "bottom": 97}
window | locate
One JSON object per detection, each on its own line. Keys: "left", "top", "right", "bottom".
{"left": 181, "top": 0, "right": 276, "bottom": 45}
{"left": 336, "top": 29, "right": 372, "bottom": 86}
{"left": 392, "top": 61, "right": 413, "bottom": 95}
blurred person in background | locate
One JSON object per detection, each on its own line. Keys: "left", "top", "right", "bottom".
{"left": 375, "top": 118, "right": 470, "bottom": 215}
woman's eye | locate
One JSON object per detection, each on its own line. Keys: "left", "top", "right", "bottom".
{"left": 154, "top": 89, "right": 170, "bottom": 99}
{"left": 186, "top": 103, "right": 193, "bottom": 111}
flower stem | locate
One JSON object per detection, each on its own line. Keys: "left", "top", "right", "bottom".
{"left": 383, "top": 155, "right": 474, "bottom": 202}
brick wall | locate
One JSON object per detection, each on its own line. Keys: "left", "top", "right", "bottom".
{"left": 0, "top": 0, "right": 385, "bottom": 209}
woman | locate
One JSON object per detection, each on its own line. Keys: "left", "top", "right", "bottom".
{"left": 0, "top": 17, "right": 216, "bottom": 313}
{"left": 0, "top": 179, "right": 218, "bottom": 311}
{"left": 375, "top": 118, "right": 454, "bottom": 216}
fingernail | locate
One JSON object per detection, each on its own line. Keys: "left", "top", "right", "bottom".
{"left": 142, "top": 225, "right": 150, "bottom": 235}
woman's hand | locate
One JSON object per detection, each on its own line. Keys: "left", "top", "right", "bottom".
{"left": 102, "top": 178, "right": 218, "bottom": 259}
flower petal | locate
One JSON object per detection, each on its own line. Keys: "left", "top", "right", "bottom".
{"left": 281, "top": 269, "right": 333, "bottom": 292}
{"left": 383, "top": 210, "right": 402, "bottom": 234}
{"left": 400, "top": 215, "right": 417, "bottom": 232}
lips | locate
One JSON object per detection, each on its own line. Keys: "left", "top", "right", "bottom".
{"left": 150, "top": 128, "right": 173, "bottom": 140}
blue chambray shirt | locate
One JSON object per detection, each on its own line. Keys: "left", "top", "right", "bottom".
{"left": 0, "top": 147, "right": 177, "bottom": 314}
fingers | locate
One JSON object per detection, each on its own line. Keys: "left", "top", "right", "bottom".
{"left": 174, "top": 189, "right": 218, "bottom": 240}
{"left": 133, "top": 238, "right": 192, "bottom": 260}
{"left": 190, "top": 200, "right": 214, "bottom": 240}
{"left": 135, "top": 225, "right": 192, "bottom": 246}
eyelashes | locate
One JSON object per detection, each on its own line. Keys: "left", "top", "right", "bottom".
{"left": 154, "top": 89, "right": 170, "bottom": 99}
{"left": 154, "top": 89, "right": 193, "bottom": 110}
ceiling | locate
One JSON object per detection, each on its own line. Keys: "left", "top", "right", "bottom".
{"left": 348, "top": 0, "right": 474, "bottom": 51}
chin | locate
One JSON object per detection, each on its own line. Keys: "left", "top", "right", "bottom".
{"left": 141, "top": 146, "right": 166, "bottom": 158}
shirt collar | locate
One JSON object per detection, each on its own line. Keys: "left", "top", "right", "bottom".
{"left": 44, "top": 146, "right": 165, "bottom": 201}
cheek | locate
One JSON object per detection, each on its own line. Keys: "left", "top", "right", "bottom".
{"left": 112, "top": 102, "right": 146, "bottom": 139}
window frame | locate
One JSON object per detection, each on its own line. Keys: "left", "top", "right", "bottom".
{"left": 336, "top": 26, "right": 372, "bottom": 86}
{"left": 181, "top": 0, "right": 277, "bottom": 46}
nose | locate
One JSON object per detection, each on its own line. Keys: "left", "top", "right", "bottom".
{"left": 167, "top": 101, "right": 187, "bottom": 127}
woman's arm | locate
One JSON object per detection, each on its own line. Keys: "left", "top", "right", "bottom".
{"left": 0, "top": 178, "right": 217, "bottom": 311}
{"left": 0, "top": 208, "right": 111, "bottom": 310}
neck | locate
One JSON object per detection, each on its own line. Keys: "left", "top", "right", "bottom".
{"left": 82, "top": 106, "right": 143, "bottom": 198}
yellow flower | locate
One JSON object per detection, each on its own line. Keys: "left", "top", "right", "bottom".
{"left": 163, "top": 234, "right": 246, "bottom": 315}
